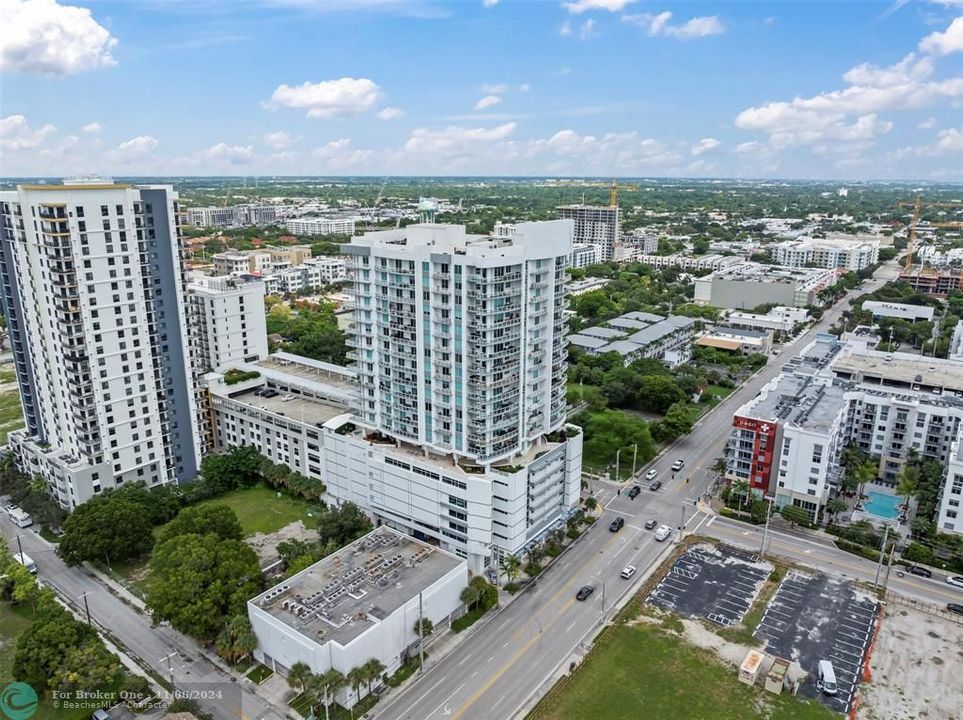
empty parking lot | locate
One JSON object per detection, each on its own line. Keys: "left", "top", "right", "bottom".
{"left": 755, "top": 571, "right": 879, "bottom": 715}
{"left": 648, "top": 544, "right": 772, "bottom": 627}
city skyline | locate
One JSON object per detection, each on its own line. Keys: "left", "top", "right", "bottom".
{"left": 0, "top": 0, "right": 962, "bottom": 180}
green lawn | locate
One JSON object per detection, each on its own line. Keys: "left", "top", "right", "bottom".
{"left": 0, "top": 366, "right": 17, "bottom": 384}
{"left": 0, "top": 388, "right": 25, "bottom": 445}
{"left": 189, "top": 484, "right": 321, "bottom": 536}
{"left": 533, "top": 623, "right": 836, "bottom": 720}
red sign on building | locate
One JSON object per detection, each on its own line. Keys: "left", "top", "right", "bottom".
{"left": 732, "top": 415, "right": 779, "bottom": 493}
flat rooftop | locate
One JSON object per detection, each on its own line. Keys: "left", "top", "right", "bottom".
{"left": 251, "top": 527, "right": 463, "bottom": 646}
{"left": 743, "top": 374, "right": 846, "bottom": 432}
{"left": 249, "top": 353, "right": 358, "bottom": 406}
{"left": 708, "top": 262, "right": 831, "bottom": 284}
{"left": 831, "top": 348, "right": 963, "bottom": 393}
{"left": 228, "top": 387, "right": 348, "bottom": 426}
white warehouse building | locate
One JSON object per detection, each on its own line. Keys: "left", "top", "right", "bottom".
{"left": 248, "top": 526, "right": 467, "bottom": 699}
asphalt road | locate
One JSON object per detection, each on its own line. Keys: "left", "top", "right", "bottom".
{"left": 0, "top": 521, "right": 283, "bottom": 720}
{"left": 372, "top": 259, "right": 931, "bottom": 720}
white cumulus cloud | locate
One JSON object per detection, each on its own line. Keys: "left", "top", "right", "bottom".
{"left": 564, "top": 0, "right": 634, "bottom": 13}
{"left": 920, "top": 16, "right": 963, "bottom": 56}
{"left": 377, "top": 106, "right": 405, "bottom": 120}
{"left": 0, "top": 115, "right": 56, "bottom": 150}
{"left": 312, "top": 138, "right": 373, "bottom": 171}
{"left": 938, "top": 127, "right": 963, "bottom": 151}
{"left": 735, "top": 53, "right": 960, "bottom": 148}
{"left": 106, "top": 135, "right": 158, "bottom": 162}
{"left": 1, "top": 0, "right": 118, "bottom": 74}
{"left": 263, "top": 131, "right": 296, "bottom": 150}
{"left": 483, "top": 0, "right": 498, "bottom": 6}
{"left": 623, "top": 12, "right": 725, "bottom": 39}
{"left": 691, "top": 137, "right": 721, "bottom": 156}
{"left": 198, "top": 142, "right": 255, "bottom": 164}
{"left": 475, "top": 95, "right": 503, "bottom": 110}
{"left": 81, "top": 121, "right": 101, "bottom": 133}
{"left": 268, "top": 77, "right": 383, "bottom": 119}
{"left": 403, "top": 123, "right": 517, "bottom": 154}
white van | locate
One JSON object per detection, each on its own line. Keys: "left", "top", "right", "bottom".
{"left": 13, "top": 551, "right": 37, "bottom": 574}
{"left": 654, "top": 525, "right": 672, "bottom": 542}
{"left": 9, "top": 508, "right": 32, "bottom": 528}
{"left": 816, "top": 660, "right": 837, "bottom": 696}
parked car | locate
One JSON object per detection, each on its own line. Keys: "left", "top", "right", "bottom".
{"left": 654, "top": 525, "right": 672, "bottom": 542}
{"left": 576, "top": 585, "right": 594, "bottom": 601}
{"left": 644, "top": 519, "right": 658, "bottom": 530}
{"left": 905, "top": 565, "right": 933, "bottom": 578}
{"left": 946, "top": 575, "right": 963, "bottom": 588}
{"left": 671, "top": 459, "right": 685, "bottom": 472}
{"left": 649, "top": 480, "right": 662, "bottom": 491}
{"left": 620, "top": 565, "right": 636, "bottom": 580}
{"left": 2, "top": 502, "right": 16, "bottom": 515}
{"left": 628, "top": 485, "right": 641, "bottom": 499}
{"left": 947, "top": 603, "right": 963, "bottom": 615}
{"left": 609, "top": 517, "right": 625, "bottom": 533}
{"left": 644, "top": 468, "right": 658, "bottom": 481}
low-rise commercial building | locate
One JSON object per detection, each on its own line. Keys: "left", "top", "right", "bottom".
{"left": 696, "top": 327, "right": 772, "bottom": 356}
{"left": 212, "top": 245, "right": 312, "bottom": 276}
{"left": 727, "top": 306, "right": 810, "bottom": 335}
{"left": 861, "top": 301, "right": 934, "bottom": 322}
{"left": 694, "top": 263, "right": 837, "bottom": 309}
{"left": 248, "top": 526, "right": 467, "bottom": 699}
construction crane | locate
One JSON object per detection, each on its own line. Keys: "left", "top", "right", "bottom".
{"left": 897, "top": 195, "right": 963, "bottom": 273}
{"left": 551, "top": 179, "right": 640, "bottom": 206}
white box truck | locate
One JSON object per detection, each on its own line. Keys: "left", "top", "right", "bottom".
{"left": 9, "top": 508, "right": 33, "bottom": 528}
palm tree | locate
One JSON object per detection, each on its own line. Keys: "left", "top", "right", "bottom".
{"left": 310, "top": 668, "right": 346, "bottom": 720}
{"left": 501, "top": 554, "right": 521, "bottom": 584}
{"left": 854, "top": 462, "right": 877, "bottom": 500}
{"left": 730, "top": 479, "right": 750, "bottom": 508}
{"left": 584, "top": 496, "right": 598, "bottom": 512}
{"left": 414, "top": 618, "right": 434, "bottom": 637}
{"left": 826, "top": 497, "right": 847, "bottom": 521}
{"left": 287, "top": 661, "right": 312, "bottom": 694}
{"left": 896, "top": 465, "right": 919, "bottom": 512}
{"left": 346, "top": 665, "right": 366, "bottom": 716}
{"left": 363, "top": 658, "right": 386, "bottom": 695}
{"left": 460, "top": 581, "right": 482, "bottom": 613}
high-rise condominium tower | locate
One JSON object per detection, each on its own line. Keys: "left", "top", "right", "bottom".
{"left": 343, "top": 221, "right": 572, "bottom": 465}
{"left": 0, "top": 178, "right": 200, "bottom": 508}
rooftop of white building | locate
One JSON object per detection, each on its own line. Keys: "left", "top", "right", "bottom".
{"left": 741, "top": 374, "right": 847, "bottom": 433}
{"left": 830, "top": 346, "right": 963, "bottom": 395}
{"left": 250, "top": 526, "right": 463, "bottom": 646}
{"left": 705, "top": 262, "right": 833, "bottom": 285}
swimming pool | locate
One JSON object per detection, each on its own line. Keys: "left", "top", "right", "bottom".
{"left": 863, "top": 491, "right": 901, "bottom": 520}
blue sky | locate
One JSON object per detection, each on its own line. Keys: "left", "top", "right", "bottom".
{"left": 1, "top": 0, "right": 962, "bottom": 179}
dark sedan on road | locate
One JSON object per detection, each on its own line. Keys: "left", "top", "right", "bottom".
{"left": 609, "top": 517, "right": 625, "bottom": 533}
{"left": 947, "top": 603, "right": 963, "bottom": 615}
{"left": 644, "top": 519, "right": 658, "bottom": 530}
{"left": 628, "top": 485, "right": 641, "bottom": 499}
{"left": 576, "top": 585, "right": 594, "bottom": 601}
{"left": 903, "top": 565, "right": 933, "bottom": 578}
{"left": 649, "top": 480, "right": 662, "bottom": 491}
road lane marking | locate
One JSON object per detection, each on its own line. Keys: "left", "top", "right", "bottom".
{"left": 565, "top": 619, "right": 578, "bottom": 633}
{"left": 502, "top": 639, "right": 511, "bottom": 648}
{"left": 487, "top": 656, "right": 495, "bottom": 663}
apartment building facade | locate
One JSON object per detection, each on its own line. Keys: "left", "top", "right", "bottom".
{"left": 0, "top": 179, "right": 200, "bottom": 508}
{"left": 285, "top": 217, "right": 356, "bottom": 237}
{"left": 770, "top": 237, "right": 879, "bottom": 271}
{"left": 556, "top": 205, "right": 620, "bottom": 262}
{"left": 187, "top": 275, "right": 268, "bottom": 372}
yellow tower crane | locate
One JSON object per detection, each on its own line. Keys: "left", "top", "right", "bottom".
{"left": 897, "top": 196, "right": 963, "bottom": 273}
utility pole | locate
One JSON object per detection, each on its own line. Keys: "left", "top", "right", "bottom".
{"left": 601, "top": 582, "right": 606, "bottom": 616}
{"left": 79, "top": 591, "right": 92, "bottom": 625}
{"left": 872, "top": 525, "right": 890, "bottom": 591}
{"left": 614, "top": 448, "right": 621, "bottom": 482}
{"left": 16, "top": 534, "right": 25, "bottom": 563}
{"left": 159, "top": 653, "right": 176, "bottom": 689}
{"left": 418, "top": 591, "right": 425, "bottom": 675}
{"left": 760, "top": 496, "right": 775, "bottom": 557}
{"left": 631, "top": 444, "right": 638, "bottom": 477}
{"left": 881, "top": 536, "right": 898, "bottom": 594}
{"left": 677, "top": 502, "right": 686, "bottom": 544}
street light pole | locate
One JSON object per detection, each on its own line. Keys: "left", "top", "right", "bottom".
{"left": 631, "top": 444, "right": 638, "bottom": 477}
{"left": 601, "top": 582, "right": 606, "bottom": 616}
{"left": 159, "top": 653, "right": 176, "bottom": 689}
{"left": 872, "top": 524, "right": 890, "bottom": 591}
{"left": 418, "top": 591, "right": 425, "bottom": 675}
{"left": 615, "top": 448, "right": 621, "bottom": 482}
{"left": 16, "top": 534, "right": 25, "bottom": 564}
{"left": 760, "top": 496, "right": 775, "bottom": 557}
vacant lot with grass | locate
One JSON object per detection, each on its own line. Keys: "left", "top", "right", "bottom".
{"left": 0, "top": 387, "right": 24, "bottom": 445}
{"left": 190, "top": 484, "right": 321, "bottom": 537}
{"left": 534, "top": 622, "right": 835, "bottom": 720}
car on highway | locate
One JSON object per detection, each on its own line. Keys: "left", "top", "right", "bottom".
{"left": 946, "top": 575, "right": 963, "bottom": 588}
{"left": 649, "top": 480, "right": 662, "bottom": 491}
{"left": 671, "top": 459, "right": 685, "bottom": 472}
{"left": 644, "top": 519, "right": 658, "bottom": 530}
{"left": 654, "top": 525, "right": 672, "bottom": 542}
{"left": 904, "top": 564, "right": 933, "bottom": 578}
{"left": 644, "top": 468, "right": 658, "bottom": 481}
{"left": 576, "top": 585, "right": 594, "bottom": 601}
{"left": 609, "top": 517, "right": 625, "bottom": 533}
{"left": 628, "top": 485, "right": 641, "bottom": 499}
{"left": 947, "top": 603, "right": 963, "bottom": 615}
{"left": 620, "top": 565, "right": 636, "bottom": 579}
